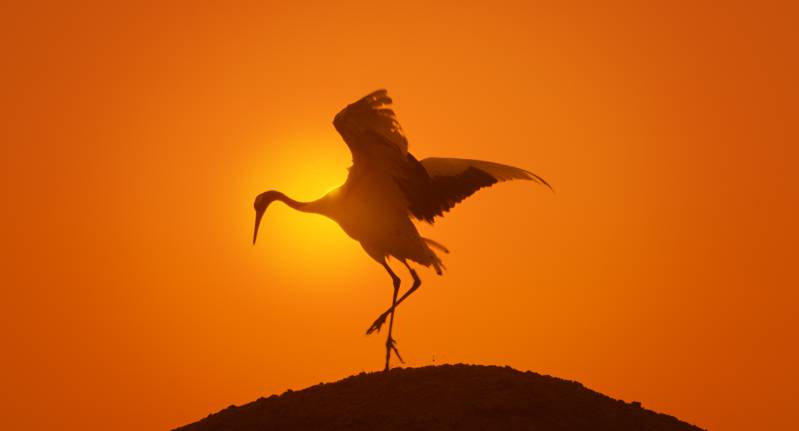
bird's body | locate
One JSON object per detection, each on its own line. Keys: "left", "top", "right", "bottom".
{"left": 253, "top": 90, "right": 550, "bottom": 370}
{"left": 329, "top": 172, "right": 444, "bottom": 273}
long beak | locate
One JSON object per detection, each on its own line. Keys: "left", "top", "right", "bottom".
{"left": 253, "top": 209, "right": 265, "bottom": 245}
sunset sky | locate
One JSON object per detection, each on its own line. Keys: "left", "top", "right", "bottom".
{"left": 2, "top": 2, "right": 797, "bottom": 430}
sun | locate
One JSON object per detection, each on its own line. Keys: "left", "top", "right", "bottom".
{"left": 240, "top": 129, "right": 366, "bottom": 280}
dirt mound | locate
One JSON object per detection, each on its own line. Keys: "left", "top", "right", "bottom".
{"left": 175, "top": 364, "right": 703, "bottom": 431}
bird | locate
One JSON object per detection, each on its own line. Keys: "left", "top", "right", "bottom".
{"left": 252, "top": 89, "right": 550, "bottom": 371}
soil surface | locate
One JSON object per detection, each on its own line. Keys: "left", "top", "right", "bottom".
{"left": 175, "top": 364, "right": 704, "bottom": 431}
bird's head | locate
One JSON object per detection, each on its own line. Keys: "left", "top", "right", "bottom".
{"left": 252, "top": 190, "right": 283, "bottom": 245}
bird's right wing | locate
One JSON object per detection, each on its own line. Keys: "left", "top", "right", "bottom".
{"left": 402, "top": 157, "right": 551, "bottom": 223}
{"left": 333, "top": 89, "right": 409, "bottom": 172}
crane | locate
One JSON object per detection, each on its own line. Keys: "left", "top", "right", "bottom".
{"left": 252, "top": 89, "right": 550, "bottom": 371}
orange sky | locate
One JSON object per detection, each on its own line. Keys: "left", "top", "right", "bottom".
{"left": 2, "top": 2, "right": 797, "bottom": 430}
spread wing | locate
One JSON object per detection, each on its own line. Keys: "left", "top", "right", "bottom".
{"left": 333, "top": 89, "right": 409, "bottom": 171}
{"left": 332, "top": 90, "right": 550, "bottom": 223}
{"left": 403, "top": 157, "right": 551, "bottom": 223}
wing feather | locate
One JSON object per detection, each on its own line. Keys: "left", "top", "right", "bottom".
{"left": 400, "top": 157, "right": 550, "bottom": 223}
{"left": 422, "top": 157, "right": 551, "bottom": 186}
{"left": 332, "top": 90, "right": 550, "bottom": 224}
{"left": 333, "top": 89, "right": 408, "bottom": 169}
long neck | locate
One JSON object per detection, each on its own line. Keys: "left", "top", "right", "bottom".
{"left": 273, "top": 191, "right": 326, "bottom": 215}
{"left": 253, "top": 190, "right": 330, "bottom": 245}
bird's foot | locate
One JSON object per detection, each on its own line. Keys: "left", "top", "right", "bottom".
{"left": 366, "top": 311, "right": 390, "bottom": 335}
{"left": 386, "top": 336, "right": 404, "bottom": 365}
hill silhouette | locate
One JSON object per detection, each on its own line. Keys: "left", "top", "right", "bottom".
{"left": 175, "top": 364, "right": 703, "bottom": 431}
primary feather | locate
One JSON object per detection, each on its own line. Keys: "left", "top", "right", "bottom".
{"left": 397, "top": 156, "right": 551, "bottom": 223}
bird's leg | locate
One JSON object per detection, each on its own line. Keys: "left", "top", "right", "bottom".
{"left": 367, "top": 262, "right": 421, "bottom": 335}
{"left": 381, "top": 261, "right": 403, "bottom": 371}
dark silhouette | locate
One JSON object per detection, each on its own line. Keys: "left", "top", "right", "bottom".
{"left": 174, "top": 364, "right": 704, "bottom": 431}
{"left": 253, "top": 90, "right": 550, "bottom": 370}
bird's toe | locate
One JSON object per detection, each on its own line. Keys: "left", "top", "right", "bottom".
{"left": 366, "top": 312, "right": 389, "bottom": 335}
{"left": 386, "top": 337, "right": 404, "bottom": 364}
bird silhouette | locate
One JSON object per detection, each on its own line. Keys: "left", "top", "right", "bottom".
{"left": 253, "top": 89, "right": 550, "bottom": 371}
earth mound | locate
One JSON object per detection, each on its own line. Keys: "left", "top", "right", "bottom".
{"left": 175, "top": 364, "right": 703, "bottom": 431}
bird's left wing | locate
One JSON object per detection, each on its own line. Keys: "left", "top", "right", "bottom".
{"left": 402, "top": 157, "right": 551, "bottom": 223}
{"left": 333, "top": 89, "right": 409, "bottom": 170}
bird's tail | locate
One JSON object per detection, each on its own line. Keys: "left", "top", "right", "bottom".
{"left": 423, "top": 237, "right": 449, "bottom": 254}
{"left": 423, "top": 237, "right": 448, "bottom": 275}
